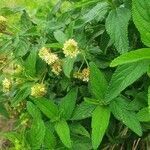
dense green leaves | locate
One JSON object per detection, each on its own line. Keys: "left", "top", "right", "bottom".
{"left": 55, "top": 120, "right": 72, "bottom": 148}
{"left": 105, "top": 61, "right": 150, "bottom": 102}
{"left": 89, "top": 62, "right": 108, "bottom": 101}
{"left": 111, "top": 48, "right": 150, "bottom": 67}
{"left": 132, "top": 0, "right": 150, "bottom": 47}
{"left": 1, "top": 0, "right": 150, "bottom": 149}
{"left": 92, "top": 106, "right": 110, "bottom": 149}
{"left": 106, "top": 7, "right": 131, "bottom": 53}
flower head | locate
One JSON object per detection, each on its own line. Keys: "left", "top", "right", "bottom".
{"left": 73, "top": 68, "right": 90, "bottom": 82}
{"left": 2, "top": 78, "right": 12, "bottom": 92}
{"left": 51, "top": 60, "right": 62, "bottom": 75}
{"left": 81, "top": 68, "right": 90, "bottom": 82}
{"left": 63, "top": 39, "right": 79, "bottom": 58}
{"left": 0, "top": 16, "right": 7, "bottom": 32}
{"left": 31, "top": 83, "right": 46, "bottom": 97}
{"left": 0, "top": 16, "right": 7, "bottom": 22}
{"left": 38, "top": 47, "right": 58, "bottom": 65}
{"left": 73, "top": 72, "right": 83, "bottom": 80}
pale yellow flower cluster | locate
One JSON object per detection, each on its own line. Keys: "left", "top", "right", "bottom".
{"left": 51, "top": 60, "right": 62, "bottom": 75}
{"left": 2, "top": 78, "right": 12, "bottom": 92}
{"left": 63, "top": 39, "right": 79, "bottom": 58}
{"left": 0, "top": 16, "right": 7, "bottom": 32}
{"left": 31, "top": 83, "right": 47, "bottom": 97}
{"left": 0, "top": 16, "right": 7, "bottom": 22}
{"left": 38, "top": 47, "right": 58, "bottom": 65}
{"left": 73, "top": 68, "right": 90, "bottom": 82}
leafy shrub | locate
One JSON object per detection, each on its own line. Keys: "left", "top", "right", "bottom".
{"left": 0, "top": 0, "right": 150, "bottom": 149}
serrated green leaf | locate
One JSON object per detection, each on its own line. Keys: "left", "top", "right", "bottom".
{"left": 12, "top": 86, "right": 31, "bottom": 107}
{"left": 132, "top": 0, "right": 150, "bottom": 47}
{"left": 27, "top": 101, "right": 41, "bottom": 119}
{"left": 33, "top": 97, "right": 59, "bottom": 120}
{"left": 92, "top": 106, "right": 110, "bottom": 149}
{"left": 70, "top": 123, "right": 90, "bottom": 138}
{"left": 89, "top": 62, "right": 108, "bottom": 101}
{"left": 20, "top": 10, "right": 33, "bottom": 30}
{"left": 28, "top": 119, "right": 45, "bottom": 149}
{"left": 59, "top": 88, "right": 78, "bottom": 120}
{"left": 137, "top": 107, "right": 150, "bottom": 122}
{"left": 54, "top": 30, "right": 67, "bottom": 44}
{"left": 55, "top": 120, "right": 72, "bottom": 148}
{"left": 110, "top": 97, "right": 142, "bottom": 136}
{"left": 106, "top": 7, "right": 131, "bottom": 53}
{"left": 111, "top": 48, "right": 150, "bottom": 67}
{"left": 105, "top": 61, "right": 150, "bottom": 102}
{"left": 82, "top": 2, "right": 109, "bottom": 23}
{"left": 71, "top": 101, "right": 96, "bottom": 120}
{"left": 43, "top": 125, "right": 56, "bottom": 149}
{"left": 25, "top": 48, "right": 37, "bottom": 77}
{"left": 63, "top": 57, "right": 76, "bottom": 78}
{"left": 148, "top": 86, "right": 150, "bottom": 113}
{"left": 14, "top": 38, "right": 29, "bottom": 57}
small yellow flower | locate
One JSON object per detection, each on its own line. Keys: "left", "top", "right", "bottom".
{"left": 81, "top": 68, "right": 90, "bottom": 82}
{"left": 0, "top": 16, "right": 7, "bottom": 22}
{"left": 73, "top": 72, "right": 83, "bottom": 80}
{"left": 2, "top": 78, "right": 12, "bottom": 92}
{"left": 51, "top": 60, "right": 62, "bottom": 75}
{"left": 31, "top": 83, "right": 46, "bottom": 97}
{"left": 73, "top": 68, "right": 90, "bottom": 82}
{"left": 0, "top": 16, "right": 7, "bottom": 32}
{"left": 63, "top": 39, "right": 79, "bottom": 58}
{"left": 38, "top": 47, "right": 58, "bottom": 65}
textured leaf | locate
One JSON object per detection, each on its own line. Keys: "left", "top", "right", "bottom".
{"left": 137, "top": 107, "right": 150, "bottom": 122}
{"left": 12, "top": 86, "right": 31, "bottom": 107}
{"left": 59, "top": 88, "right": 78, "bottom": 120}
{"left": 25, "top": 48, "right": 37, "bottom": 77}
{"left": 55, "top": 120, "right": 72, "bottom": 148}
{"left": 63, "top": 57, "right": 76, "bottom": 78}
{"left": 33, "top": 97, "right": 59, "bottom": 120}
{"left": 82, "top": 2, "right": 109, "bottom": 23}
{"left": 27, "top": 101, "right": 41, "bottom": 119}
{"left": 43, "top": 126, "right": 56, "bottom": 149}
{"left": 148, "top": 86, "right": 150, "bottom": 113}
{"left": 106, "top": 7, "right": 131, "bottom": 53}
{"left": 89, "top": 62, "right": 108, "bottom": 101}
{"left": 28, "top": 119, "right": 45, "bottom": 149}
{"left": 105, "top": 61, "right": 150, "bottom": 102}
{"left": 111, "top": 48, "right": 150, "bottom": 67}
{"left": 20, "top": 10, "right": 33, "bottom": 30}
{"left": 70, "top": 123, "right": 90, "bottom": 138}
{"left": 14, "top": 38, "right": 29, "bottom": 57}
{"left": 54, "top": 30, "right": 67, "bottom": 44}
{"left": 71, "top": 101, "right": 96, "bottom": 120}
{"left": 92, "top": 106, "right": 110, "bottom": 149}
{"left": 132, "top": 0, "right": 150, "bottom": 47}
{"left": 110, "top": 97, "right": 142, "bottom": 136}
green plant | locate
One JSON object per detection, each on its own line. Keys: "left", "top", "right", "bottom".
{"left": 0, "top": 0, "right": 149, "bottom": 149}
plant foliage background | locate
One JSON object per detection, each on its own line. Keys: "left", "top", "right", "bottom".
{"left": 0, "top": 0, "right": 150, "bottom": 149}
